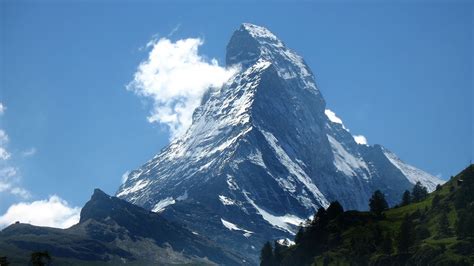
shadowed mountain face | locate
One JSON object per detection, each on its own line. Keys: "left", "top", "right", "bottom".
{"left": 0, "top": 189, "right": 243, "bottom": 265}
{"left": 116, "top": 23, "right": 444, "bottom": 263}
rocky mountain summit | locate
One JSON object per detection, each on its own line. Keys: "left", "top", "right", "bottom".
{"left": 117, "top": 23, "right": 443, "bottom": 263}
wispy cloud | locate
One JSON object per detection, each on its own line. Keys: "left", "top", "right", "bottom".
{"left": 0, "top": 130, "right": 10, "bottom": 160}
{"left": 167, "top": 24, "right": 181, "bottom": 37}
{"left": 0, "top": 102, "right": 30, "bottom": 199}
{"left": 21, "top": 147, "right": 37, "bottom": 157}
{"left": 0, "top": 167, "right": 30, "bottom": 199}
{"left": 128, "top": 37, "right": 238, "bottom": 139}
{"left": 121, "top": 170, "right": 130, "bottom": 184}
{"left": 0, "top": 103, "right": 5, "bottom": 115}
{"left": 0, "top": 195, "right": 80, "bottom": 229}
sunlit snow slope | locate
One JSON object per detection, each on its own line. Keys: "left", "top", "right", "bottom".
{"left": 117, "top": 23, "right": 443, "bottom": 263}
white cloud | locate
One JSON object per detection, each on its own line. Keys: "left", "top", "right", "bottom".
{"left": 0, "top": 103, "right": 31, "bottom": 199}
{"left": 324, "top": 109, "right": 348, "bottom": 131}
{"left": 128, "top": 37, "right": 237, "bottom": 139}
{"left": 0, "top": 130, "right": 9, "bottom": 145}
{"left": 121, "top": 170, "right": 130, "bottom": 184}
{"left": 353, "top": 135, "right": 368, "bottom": 145}
{"left": 0, "top": 148, "right": 10, "bottom": 160}
{"left": 324, "top": 109, "right": 343, "bottom": 124}
{"left": 0, "top": 130, "right": 10, "bottom": 160}
{"left": 0, "top": 196, "right": 81, "bottom": 229}
{"left": 21, "top": 147, "right": 37, "bottom": 157}
{"left": 0, "top": 167, "right": 30, "bottom": 199}
{"left": 324, "top": 109, "right": 368, "bottom": 146}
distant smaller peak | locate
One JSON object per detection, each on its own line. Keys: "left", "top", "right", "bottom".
{"left": 91, "top": 188, "right": 109, "bottom": 199}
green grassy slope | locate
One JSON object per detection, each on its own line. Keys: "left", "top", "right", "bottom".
{"left": 263, "top": 165, "right": 474, "bottom": 266}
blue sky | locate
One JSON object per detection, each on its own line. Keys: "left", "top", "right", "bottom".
{"left": 0, "top": 1, "right": 472, "bottom": 224}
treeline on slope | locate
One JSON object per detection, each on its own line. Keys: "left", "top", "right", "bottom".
{"left": 1, "top": 251, "right": 51, "bottom": 266}
{"left": 260, "top": 165, "right": 474, "bottom": 266}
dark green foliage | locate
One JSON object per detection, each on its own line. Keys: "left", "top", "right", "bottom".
{"left": 415, "top": 226, "right": 430, "bottom": 241}
{"left": 381, "top": 233, "right": 393, "bottom": 254}
{"left": 311, "top": 207, "right": 328, "bottom": 227}
{"left": 260, "top": 242, "right": 274, "bottom": 266}
{"left": 294, "top": 227, "right": 304, "bottom": 244}
{"left": 397, "top": 215, "right": 414, "bottom": 253}
{"left": 454, "top": 165, "right": 474, "bottom": 239}
{"left": 437, "top": 212, "right": 451, "bottom": 238}
{"left": 369, "top": 190, "right": 389, "bottom": 217}
{"left": 431, "top": 194, "right": 441, "bottom": 207}
{"left": 273, "top": 241, "right": 284, "bottom": 265}
{"left": 326, "top": 201, "right": 343, "bottom": 220}
{"left": 30, "top": 251, "right": 51, "bottom": 266}
{"left": 412, "top": 181, "right": 428, "bottom": 202}
{"left": 457, "top": 205, "right": 474, "bottom": 238}
{"left": 436, "top": 184, "right": 442, "bottom": 191}
{"left": 260, "top": 165, "right": 474, "bottom": 266}
{"left": 0, "top": 256, "right": 10, "bottom": 266}
{"left": 401, "top": 190, "right": 411, "bottom": 206}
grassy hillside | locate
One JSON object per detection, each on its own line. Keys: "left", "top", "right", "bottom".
{"left": 261, "top": 165, "right": 474, "bottom": 266}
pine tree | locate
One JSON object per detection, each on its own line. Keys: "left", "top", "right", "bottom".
{"left": 397, "top": 215, "right": 414, "bottom": 253}
{"left": 431, "top": 194, "right": 441, "bottom": 207}
{"left": 273, "top": 241, "right": 284, "bottom": 264}
{"left": 412, "top": 182, "right": 428, "bottom": 202}
{"left": 381, "top": 233, "right": 393, "bottom": 254}
{"left": 0, "top": 256, "right": 10, "bottom": 266}
{"left": 457, "top": 205, "right": 474, "bottom": 238}
{"left": 369, "top": 190, "right": 388, "bottom": 217}
{"left": 401, "top": 190, "right": 411, "bottom": 206}
{"left": 30, "top": 251, "right": 51, "bottom": 266}
{"left": 326, "top": 201, "right": 344, "bottom": 220}
{"left": 260, "top": 242, "right": 274, "bottom": 266}
{"left": 295, "top": 227, "right": 304, "bottom": 244}
{"left": 312, "top": 207, "right": 329, "bottom": 227}
{"left": 438, "top": 212, "right": 451, "bottom": 237}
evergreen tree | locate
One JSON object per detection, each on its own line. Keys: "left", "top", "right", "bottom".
{"left": 294, "top": 227, "right": 304, "bottom": 244}
{"left": 438, "top": 212, "right": 451, "bottom": 237}
{"left": 312, "top": 207, "right": 329, "bottom": 227}
{"left": 30, "top": 251, "right": 51, "bottom": 266}
{"left": 397, "top": 215, "right": 414, "bottom": 253}
{"left": 0, "top": 256, "right": 10, "bottom": 266}
{"left": 260, "top": 242, "right": 274, "bottom": 266}
{"left": 431, "top": 194, "right": 441, "bottom": 208}
{"left": 401, "top": 190, "right": 411, "bottom": 206}
{"left": 457, "top": 205, "right": 474, "bottom": 238}
{"left": 381, "top": 233, "right": 392, "bottom": 254}
{"left": 326, "top": 201, "right": 344, "bottom": 220}
{"left": 369, "top": 190, "right": 388, "bottom": 217}
{"left": 273, "top": 241, "right": 284, "bottom": 265}
{"left": 412, "top": 182, "right": 428, "bottom": 202}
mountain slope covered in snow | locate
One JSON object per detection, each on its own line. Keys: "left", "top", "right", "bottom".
{"left": 117, "top": 23, "right": 443, "bottom": 263}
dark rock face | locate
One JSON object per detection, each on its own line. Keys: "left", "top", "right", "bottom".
{"left": 0, "top": 189, "right": 243, "bottom": 265}
{"left": 116, "top": 23, "right": 443, "bottom": 263}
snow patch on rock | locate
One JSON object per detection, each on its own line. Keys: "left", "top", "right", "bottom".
{"left": 221, "top": 218, "right": 254, "bottom": 237}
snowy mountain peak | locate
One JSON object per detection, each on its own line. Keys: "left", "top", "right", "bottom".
{"left": 117, "top": 24, "right": 443, "bottom": 263}
{"left": 226, "top": 24, "right": 317, "bottom": 95}
{"left": 240, "top": 23, "right": 283, "bottom": 46}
